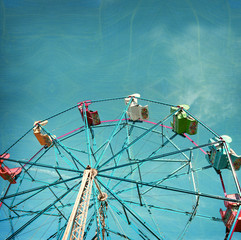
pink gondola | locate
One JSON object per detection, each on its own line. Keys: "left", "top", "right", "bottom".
{"left": 220, "top": 194, "right": 241, "bottom": 232}
{"left": 0, "top": 153, "right": 22, "bottom": 184}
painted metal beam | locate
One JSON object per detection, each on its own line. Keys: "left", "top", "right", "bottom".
{"left": 41, "top": 125, "right": 86, "bottom": 169}
{"left": 98, "top": 173, "right": 241, "bottom": 204}
{"left": 98, "top": 141, "right": 222, "bottom": 173}
{"left": 98, "top": 178, "right": 164, "bottom": 240}
{"left": 5, "top": 182, "right": 80, "bottom": 240}
{"left": 109, "top": 132, "right": 178, "bottom": 192}
{"left": 97, "top": 110, "right": 180, "bottom": 170}
{"left": 121, "top": 199, "right": 222, "bottom": 222}
{"left": 94, "top": 97, "right": 133, "bottom": 168}
{"left": 0, "top": 176, "right": 81, "bottom": 202}
{"left": 62, "top": 168, "right": 96, "bottom": 240}
{"left": 3, "top": 157, "right": 83, "bottom": 174}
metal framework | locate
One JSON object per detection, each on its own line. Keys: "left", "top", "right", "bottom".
{"left": 0, "top": 96, "right": 241, "bottom": 240}
{"left": 62, "top": 167, "right": 97, "bottom": 240}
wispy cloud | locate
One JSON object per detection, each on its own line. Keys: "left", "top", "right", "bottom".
{"left": 147, "top": 24, "right": 240, "bottom": 125}
{"left": 28, "top": 167, "right": 73, "bottom": 179}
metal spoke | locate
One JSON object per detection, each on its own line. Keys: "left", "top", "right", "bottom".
{"left": 120, "top": 199, "right": 222, "bottom": 222}
{"left": 5, "top": 181, "right": 81, "bottom": 240}
{"left": 98, "top": 173, "right": 241, "bottom": 204}
{"left": 98, "top": 141, "right": 221, "bottom": 173}
{"left": 0, "top": 176, "right": 81, "bottom": 202}
{"left": 2, "top": 96, "right": 239, "bottom": 240}
{"left": 97, "top": 177, "right": 164, "bottom": 240}
{"left": 94, "top": 99, "right": 133, "bottom": 168}
{"left": 3, "top": 157, "right": 83, "bottom": 174}
{"left": 97, "top": 110, "right": 179, "bottom": 170}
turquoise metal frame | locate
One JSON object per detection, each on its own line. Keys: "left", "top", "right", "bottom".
{"left": 1, "top": 96, "right": 241, "bottom": 240}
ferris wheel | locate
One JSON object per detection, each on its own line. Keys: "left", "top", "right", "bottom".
{"left": 1, "top": 94, "right": 241, "bottom": 240}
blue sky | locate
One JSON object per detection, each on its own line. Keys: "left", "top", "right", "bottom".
{"left": 1, "top": 0, "right": 241, "bottom": 239}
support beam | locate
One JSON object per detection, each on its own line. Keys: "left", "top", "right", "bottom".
{"left": 121, "top": 199, "right": 222, "bottom": 222}
{"left": 2, "top": 157, "right": 83, "bottom": 174}
{"left": 40, "top": 125, "right": 85, "bottom": 169}
{"left": 98, "top": 141, "right": 222, "bottom": 173}
{"left": 5, "top": 182, "right": 80, "bottom": 240}
{"left": 98, "top": 173, "right": 241, "bottom": 204}
{"left": 98, "top": 178, "right": 164, "bottom": 240}
{"left": 95, "top": 98, "right": 133, "bottom": 168}
{"left": 0, "top": 176, "right": 81, "bottom": 202}
{"left": 97, "top": 110, "right": 179, "bottom": 170}
{"left": 62, "top": 167, "right": 97, "bottom": 240}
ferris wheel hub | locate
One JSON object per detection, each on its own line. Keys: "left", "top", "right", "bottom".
{"left": 91, "top": 168, "right": 98, "bottom": 177}
{"left": 98, "top": 192, "right": 108, "bottom": 201}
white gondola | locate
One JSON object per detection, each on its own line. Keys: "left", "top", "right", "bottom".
{"left": 125, "top": 93, "right": 149, "bottom": 121}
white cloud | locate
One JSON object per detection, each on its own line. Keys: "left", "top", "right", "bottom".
{"left": 28, "top": 167, "right": 73, "bottom": 179}
{"left": 147, "top": 24, "right": 238, "bottom": 125}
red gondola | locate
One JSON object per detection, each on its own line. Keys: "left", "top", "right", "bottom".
{"left": 0, "top": 153, "right": 22, "bottom": 184}
{"left": 220, "top": 194, "right": 241, "bottom": 232}
{"left": 78, "top": 101, "right": 101, "bottom": 126}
